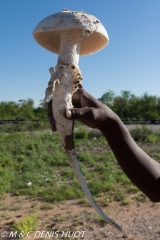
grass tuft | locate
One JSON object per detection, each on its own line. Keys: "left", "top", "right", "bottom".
{"left": 12, "top": 213, "right": 38, "bottom": 235}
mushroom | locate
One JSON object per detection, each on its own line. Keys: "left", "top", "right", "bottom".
{"left": 33, "top": 9, "right": 122, "bottom": 232}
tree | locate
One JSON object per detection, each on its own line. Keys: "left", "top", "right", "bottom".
{"left": 17, "top": 99, "right": 35, "bottom": 120}
{"left": 33, "top": 100, "right": 47, "bottom": 120}
{"left": 138, "top": 93, "right": 160, "bottom": 120}
{"left": 98, "top": 90, "right": 115, "bottom": 108}
{"left": 112, "top": 91, "right": 132, "bottom": 119}
{"left": 98, "top": 90, "right": 160, "bottom": 121}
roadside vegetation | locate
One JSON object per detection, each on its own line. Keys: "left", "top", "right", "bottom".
{"left": 99, "top": 90, "right": 160, "bottom": 120}
{"left": 1, "top": 125, "right": 160, "bottom": 206}
{"left": 1, "top": 90, "right": 160, "bottom": 205}
{"left": 1, "top": 90, "right": 160, "bottom": 121}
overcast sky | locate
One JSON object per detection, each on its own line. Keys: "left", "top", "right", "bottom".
{"left": 0, "top": 0, "right": 160, "bottom": 106}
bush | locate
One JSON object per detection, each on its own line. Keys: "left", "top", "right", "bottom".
{"left": 74, "top": 129, "right": 88, "bottom": 139}
{"left": 0, "top": 121, "right": 50, "bottom": 133}
{"left": 130, "top": 126, "right": 156, "bottom": 142}
{"left": 146, "top": 134, "right": 158, "bottom": 143}
{"left": 88, "top": 129, "right": 102, "bottom": 139}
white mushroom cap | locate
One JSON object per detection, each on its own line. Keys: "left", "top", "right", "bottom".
{"left": 33, "top": 10, "right": 109, "bottom": 56}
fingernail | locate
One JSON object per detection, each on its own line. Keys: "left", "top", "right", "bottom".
{"left": 66, "top": 110, "right": 72, "bottom": 118}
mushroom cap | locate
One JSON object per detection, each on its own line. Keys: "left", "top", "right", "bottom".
{"left": 33, "top": 10, "right": 109, "bottom": 56}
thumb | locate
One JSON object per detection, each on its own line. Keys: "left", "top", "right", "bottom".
{"left": 64, "top": 108, "right": 89, "bottom": 120}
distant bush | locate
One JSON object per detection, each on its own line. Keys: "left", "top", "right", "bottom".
{"left": 130, "top": 126, "right": 159, "bottom": 143}
{"left": 88, "top": 129, "right": 102, "bottom": 139}
{"left": 0, "top": 121, "right": 50, "bottom": 133}
{"left": 74, "top": 128, "right": 88, "bottom": 139}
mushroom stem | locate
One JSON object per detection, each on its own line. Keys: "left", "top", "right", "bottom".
{"left": 51, "top": 64, "right": 80, "bottom": 149}
{"left": 57, "top": 30, "right": 82, "bottom": 66}
{"left": 50, "top": 30, "right": 82, "bottom": 149}
{"left": 48, "top": 64, "right": 122, "bottom": 232}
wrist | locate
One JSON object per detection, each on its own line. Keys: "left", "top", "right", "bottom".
{"left": 98, "top": 112, "right": 119, "bottom": 136}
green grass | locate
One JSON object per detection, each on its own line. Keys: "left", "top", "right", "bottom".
{"left": 1, "top": 126, "right": 160, "bottom": 204}
{"left": 134, "top": 193, "right": 147, "bottom": 202}
{"left": 12, "top": 213, "right": 38, "bottom": 235}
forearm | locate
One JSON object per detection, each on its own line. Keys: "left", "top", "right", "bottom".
{"left": 100, "top": 111, "right": 160, "bottom": 202}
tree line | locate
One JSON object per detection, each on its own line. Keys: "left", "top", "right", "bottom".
{"left": 0, "top": 99, "right": 46, "bottom": 120}
{"left": 0, "top": 90, "right": 160, "bottom": 120}
{"left": 99, "top": 90, "right": 160, "bottom": 120}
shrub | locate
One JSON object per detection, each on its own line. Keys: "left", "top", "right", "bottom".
{"left": 146, "top": 134, "right": 157, "bottom": 143}
{"left": 74, "top": 129, "right": 88, "bottom": 139}
{"left": 88, "top": 130, "right": 102, "bottom": 139}
{"left": 0, "top": 121, "right": 50, "bottom": 133}
{"left": 130, "top": 126, "right": 157, "bottom": 143}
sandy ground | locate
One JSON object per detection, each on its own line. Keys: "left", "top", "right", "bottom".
{"left": 1, "top": 194, "right": 160, "bottom": 240}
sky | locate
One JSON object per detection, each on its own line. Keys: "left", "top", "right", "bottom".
{"left": 0, "top": 0, "right": 160, "bottom": 107}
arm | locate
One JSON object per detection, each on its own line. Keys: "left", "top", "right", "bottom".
{"left": 101, "top": 114, "right": 160, "bottom": 202}
{"left": 48, "top": 89, "right": 160, "bottom": 202}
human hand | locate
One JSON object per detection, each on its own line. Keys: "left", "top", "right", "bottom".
{"left": 47, "top": 89, "right": 111, "bottom": 131}
{"left": 64, "top": 89, "right": 111, "bottom": 130}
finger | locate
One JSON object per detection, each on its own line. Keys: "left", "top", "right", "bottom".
{"left": 47, "top": 100, "right": 53, "bottom": 114}
{"left": 64, "top": 107, "right": 94, "bottom": 121}
{"left": 64, "top": 107, "right": 98, "bottom": 129}
{"left": 72, "top": 90, "right": 82, "bottom": 108}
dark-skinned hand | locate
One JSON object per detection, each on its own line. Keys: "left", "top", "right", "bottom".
{"left": 47, "top": 88, "right": 112, "bottom": 131}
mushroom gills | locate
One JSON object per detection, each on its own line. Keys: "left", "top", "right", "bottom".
{"left": 48, "top": 65, "right": 122, "bottom": 232}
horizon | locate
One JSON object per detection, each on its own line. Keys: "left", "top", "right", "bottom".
{"left": 1, "top": 88, "right": 160, "bottom": 108}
